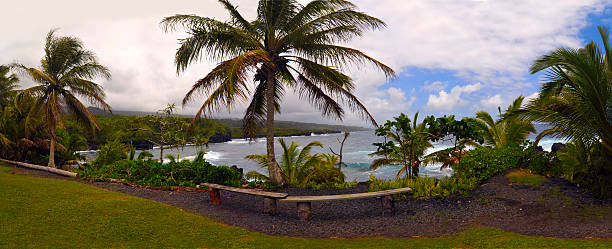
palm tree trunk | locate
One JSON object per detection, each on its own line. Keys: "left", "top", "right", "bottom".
{"left": 48, "top": 122, "right": 56, "bottom": 168}
{"left": 265, "top": 72, "right": 285, "bottom": 186}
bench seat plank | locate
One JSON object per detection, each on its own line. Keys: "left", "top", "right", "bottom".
{"left": 200, "top": 183, "right": 288, "bottom": 199}
{"left": 279, "top": 187, "right": 412, "bottom": 202}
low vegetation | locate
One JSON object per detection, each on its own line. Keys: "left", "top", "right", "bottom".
{"left": 507, "top": 170, "right": 547, "bottom": 186}
{"left": 80, "top": 150, "right": 242, "bottom": 187}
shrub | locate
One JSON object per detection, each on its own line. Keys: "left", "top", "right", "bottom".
{"left": 368, "top": 175, "right": 479, "bottom": 199}
{"left": 454, "top": 144, "right": 524, "bottom": 183}
{"left": 91, "top": 140, "right": 127, "bottom": 167}
{"left": 80, "top": 157, "right": 242, "bottom": 187}
{"left": 307, "top": 181, "right": 357, "bottom": 190}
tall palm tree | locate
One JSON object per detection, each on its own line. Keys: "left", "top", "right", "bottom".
{"left": 161, "top": 0, "right": 395, "bottom": 185}
{"left": 475, "top": 96, "right": 535, "bottom": 148}
{"left": 516, "top": 26, "right": 612, "bottom": 153}
{"left": 0, "top": 65, "right": 19, "bottom": 108}
{"left": 12, "top": 30, "right": 111, "bottom": 168}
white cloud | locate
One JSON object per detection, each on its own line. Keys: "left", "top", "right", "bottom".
{"left": 0, "top": 0, "right": 608, "bottom": 125}
{"left": 425, "top": 83, "right": 483, "bottom": 111}
{"left": 423, "top": 81, "right": 448, "bottom": 92}
{"left": 480, "top": 94, "right": 505, "bottom": 109}
{"left": 526, "top": 92, "right": 540, "bottom": 101}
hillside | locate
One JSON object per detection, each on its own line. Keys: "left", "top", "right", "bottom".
{"left": 87, "top": 107, "right": 370, "bottom": 132}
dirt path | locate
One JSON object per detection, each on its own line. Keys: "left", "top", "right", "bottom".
{"left": 7, "top": 165, "right": 612, "bottom": 238}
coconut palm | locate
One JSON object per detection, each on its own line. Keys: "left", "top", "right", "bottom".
{"left": 516, "top": 26, "right": 612, "bottom": 153}
{"left": 161, "top": 0, "right": 395, "bottom": 185}
{"left": 12, "top": 30, "right": 111, "bottom": 168}
{"left": 475, "top": 96, "right": 535, "bottom": 148}
{"left": 0, "top": 65, "right": 19, "bottom": 108}
{"left": 246, "top": 138, "right": 323, "bottom": 187}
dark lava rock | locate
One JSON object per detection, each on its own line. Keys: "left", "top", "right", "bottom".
{"left": 209, "top": 130, "right": 232, "bottom": 143}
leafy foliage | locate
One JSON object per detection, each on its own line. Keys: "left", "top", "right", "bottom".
{"left": 372, "top": 113, "right": 483, "bottom": 178}
{"left": 475, "top": 96, "right": 535, "bottom": 148}
{"left": 81, "top": 156, "right": 242, "bottom": 187}
{"left": 246, "top": 138, "right": 345, "bottom": 187}
{"left": 0, "top": 65, "right": 19, "bottom": 108}
{"left": 368, "top": 175, "right": 479, "bottom": 199}
{"left": 12, "top": 30, "right": 111, "bottom": 168}
{"left": 370, "top": 113, "right": 432, "bottom": 178}
{"left": 454, "top": 144, "right": 526, "bottom": 183}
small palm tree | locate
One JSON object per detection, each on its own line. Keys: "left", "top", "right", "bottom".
{"left": 246, "top": 138, "right": 323, "bottom": 187}
{"left": 475, "top": 96, "right": 535, "bottom": 148}
{"left": 0, "top": 65, "right": 19, "bottom": 108}
{"left": 162, "top": 0, "right": 395, "bottom": 185}
{"left": 13, "top": 30, "right": 111, "bottom": 168}
{"left": 370, "top": 112, "right": 433, "bottom": 178}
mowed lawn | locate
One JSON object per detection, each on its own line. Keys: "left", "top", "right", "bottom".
{"left": 1, "top": 165, "right": 611, "bottom": 249}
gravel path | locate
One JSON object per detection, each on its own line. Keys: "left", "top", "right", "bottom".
{"left": 7, "top": 165, "right": 612, "bottom": 239}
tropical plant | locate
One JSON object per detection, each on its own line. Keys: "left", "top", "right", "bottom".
{"left": 422, "top": 115, "right": 483, "bottom": 169}
{"left": 475, "top": 96, "right": 535, "bottom": 148}
{"left": 145, "top": 103, "right": 187, "bottom": 161}
{"left": 55, "top": 129, "right": 88, "bottom": 168}
{"left": 370, "top": 113, "right": 433, "bottom": 178}
{"left": 12, "top": 30, "right": 111, "bottom": 168}
{"left": 516, "top": 26, "right": 612, "bottom": 154}
{"left": 245, "top": 138, "right": 344, "bottom": 187}
{"left": 0, "top": 65, "right": 19, "bottom": 108}
{"left": 161, "top": 0, "right": 395, "bottom": 185}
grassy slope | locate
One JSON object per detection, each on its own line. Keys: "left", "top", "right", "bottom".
{"left": 0, "top": 165, "right": 610, "bottom": 248}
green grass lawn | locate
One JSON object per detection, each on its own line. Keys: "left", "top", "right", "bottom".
{"left": 1, "top": 165, "right": 610, "bottom": 248}
{"left": 507, "top": 170, "right": 548, "bottom": 186}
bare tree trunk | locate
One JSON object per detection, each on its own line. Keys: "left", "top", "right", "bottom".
{"left": 48, "top": 137, "right": 56, "bottom": 168}
{"left": 338, "top": 130, "right": 349, "bottom": 170}
{"left": 266, "top": 72, "right": 285, "bottom": 186}
{"left": 160, "top": 145, "right": 164, "bottom": 162}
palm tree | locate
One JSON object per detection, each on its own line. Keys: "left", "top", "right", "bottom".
{"left": 0, "top": 65, "right": 19, "bottom": 108}
{"left": 12, "top": 30, "right": 111, "bottom": 168}
{"left": 161, "top": 0, "right": 395, "bottom": 185}
{"left": 370, "top": 113, "right": 433, "bottom": 178}
{"left": 516, "top": 26, "right": 612, "bottom": 153}
{"left": 475, "top": 96, "right": 535, "bottom": 148}
{"left": 246, "top": 138, "right": 323, "bottom": 187}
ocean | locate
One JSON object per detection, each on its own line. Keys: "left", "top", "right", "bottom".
{"left": 79, "top": 129, "right": 566, "bottom": 182}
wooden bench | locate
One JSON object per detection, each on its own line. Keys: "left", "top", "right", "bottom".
{"left": 279, "top": 187, "right": 412, "bottom": 220}
{"left": 199, "top": 183, "right": 288, "bottom": 215}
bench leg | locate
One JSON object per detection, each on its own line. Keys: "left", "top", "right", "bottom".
{"left": 263, "top": 197, "right": 277, "bottom": 215}
{"left": 382, "top": 195, "right": 394, "bottom": 216}
{"left": 297, "top": 202, "right": 312, "bottom": 221}
{"left": 209, "top": 188, "right": 221, "bottom": 205}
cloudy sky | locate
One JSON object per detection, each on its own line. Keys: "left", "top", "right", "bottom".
{"left": 2, "top": 0, "right": 612, "bottom": 127}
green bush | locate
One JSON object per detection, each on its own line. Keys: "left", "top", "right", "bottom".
{"left": 368, "top": 175, "right": 479, "bottom": 199}
{"left": 454, "top": 144, "right": 524, "bottom": 183}
{"left": 80, "top": 157, "right": 242, "bottom": 187}
{"left": 307, "top": 181, "right": 357, "bottom": 190}
{"left": 91, "top": 140, "right": 127, "bottom": 167}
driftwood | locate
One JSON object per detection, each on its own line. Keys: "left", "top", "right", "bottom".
{"left": 0, "top": 158, "right": 78, "bottom": 178}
